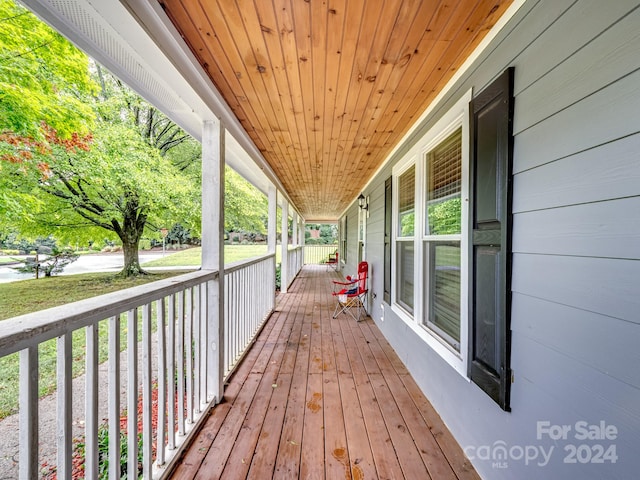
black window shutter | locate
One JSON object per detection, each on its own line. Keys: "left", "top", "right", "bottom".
{"left": 383, "top": 176, "right": 392, "bottom": 304}
{"left": 468, "top": 68, "right": 514, "bottom": 411}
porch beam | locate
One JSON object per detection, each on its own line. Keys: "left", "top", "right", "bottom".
{"left": 202, "top": 118, "right": 225, "bottom": 403}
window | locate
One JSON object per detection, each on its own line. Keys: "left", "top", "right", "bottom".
{"left": 423, "top": 128, "right": 462, "bottom": 350}
{"left": 391, "top": 91, "right": 470, "bottom": 377}
{"left": 358, "top": 196, "right": 366, "bottom": 262}
{"left": 389, "top": 70, "right": 513, "bottom": 411}
{"left": 395, "top": 165, "right": 415, "bottom": 314}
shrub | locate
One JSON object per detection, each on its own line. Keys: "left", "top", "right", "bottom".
{"left": 13, "top": 248, "right": 79, "bottom": 277}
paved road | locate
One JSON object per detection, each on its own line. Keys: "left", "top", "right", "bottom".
{"left": 0, "top": 251, "right": 169, "bottom": 283}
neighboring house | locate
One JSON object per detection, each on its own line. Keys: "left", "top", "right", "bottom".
{"left": 18, "top": 0, "right": 640, "bottom": 478}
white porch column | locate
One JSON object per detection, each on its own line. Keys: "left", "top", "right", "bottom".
{"left": 280, "top": 198, "right": 289, "bottom": 293}
{"left": 268, "top": 185, "right": 277, "bottom": 254}
{"left": 291, "top": 211, "right": 298, "bottom": 246}
{"left": 202, "top": 118, "right": 225, "bottom": 403}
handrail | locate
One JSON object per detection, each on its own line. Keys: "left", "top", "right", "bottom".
{"left": 0, "top": 254, "right": 276, "bottom": 479}
{"left": 303, "top": 244, "right": 339, "bottom": 265}
{"left": 224, "top": 251, "right": 275, "bottom": 273}
{"left": 286, "top": 246, "right": 304, "bottom": 289}
{"left": 0, "top": 270, "right": 217, "bottom": 357}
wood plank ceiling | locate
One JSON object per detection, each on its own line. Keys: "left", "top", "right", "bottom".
{"left": 158, "top": 0, "right": 513, "bottom": 222}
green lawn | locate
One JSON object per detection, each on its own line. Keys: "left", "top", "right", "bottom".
{"left": 143, "top": 244, "right": 281, "bottom": 267}
{"left": 0, "top": 270, "right": 192, "bottom": 418}
{"left": 0, "top": 256, "right": 20, "bottom": 265}
{"left": 0, "top": 270, "right": 191, "bottom": 321}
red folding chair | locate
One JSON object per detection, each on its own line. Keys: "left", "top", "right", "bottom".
{"left": 332, "top": 261, "right": 368, "bottom": 321}
{"left": 325, "top": 250, "right": 339, "bottom": 271}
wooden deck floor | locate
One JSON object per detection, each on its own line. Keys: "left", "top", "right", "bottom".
{"left": 170, "top": 265, "right": 480, "bottom": 480}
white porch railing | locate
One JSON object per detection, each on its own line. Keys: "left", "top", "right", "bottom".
{"left": 224, "top": 254, "right": 276, "bottom": 376}
{"left": 0, "top": 253, "right": 275, "bottom": 479}
{"left": 286, "top": 246, "right": 304, "bottom": 289}
{"left": 303, "top": 244, "right": 338, "bottom": 265}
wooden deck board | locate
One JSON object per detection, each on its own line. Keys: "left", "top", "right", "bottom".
{"left": 169, "top": 265, "right": 480, "bottom": 479}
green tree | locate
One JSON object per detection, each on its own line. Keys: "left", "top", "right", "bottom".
{"left": 224, "top": 167, "right": 267, "bottom": 235}
{"left": 1, "top": 124, "right": 199, "bottom": 275}
{"left": 0, "top": 0, "right": 263, "bottom": 275}
{"left": 0, "top": 0, "right": 95, "bottom": 138}
{"left": 0, "top": 0, "right": 97, "bottom": 226}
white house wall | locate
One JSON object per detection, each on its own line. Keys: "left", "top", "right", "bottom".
{"left": 344, "top": 1, "right": 640, "bottom": 478}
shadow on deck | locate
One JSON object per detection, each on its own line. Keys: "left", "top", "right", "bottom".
{"left": 170, "top": 265, "right": 479, "bottom": 479}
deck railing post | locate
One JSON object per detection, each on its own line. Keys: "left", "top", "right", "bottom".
{"left": 19, "top": 346, "right": 38, "bottom": 480}
{"left": 281, "top": 198, "right": 289, "bottom": 293}
{"left": 85, "top": 323, "right": 99, "bottom": 479}
{"left": 56, "top": 332, "right": 72, "bottom": 479}
{"left": 126, "top": 308, "right": 138, "bottom": 480}
{"left": 202, "top": 118, "right": 225, "bottom": 403}
{"left": 108, "top": 315, "right": 121, "bottom": 480}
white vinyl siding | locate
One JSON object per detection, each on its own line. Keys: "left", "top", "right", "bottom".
{"left": 364, "top": 2, "right": 640, "bottom": 479}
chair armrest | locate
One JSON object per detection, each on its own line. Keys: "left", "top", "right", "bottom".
{"left": 332, "top": 279, "right": 357, "bottom": 287}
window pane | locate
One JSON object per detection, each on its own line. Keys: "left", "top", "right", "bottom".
{"left": 426, "top": 128, "right": 461, "bottom": 235}
{"left": 425, "top": 241, "right": 460, "bottom": 348}
{"left": 398, "top": 165, "right": 415, "bottom": 237}
{"left": 396, "top": 241, "right": 414, "bottom": 313}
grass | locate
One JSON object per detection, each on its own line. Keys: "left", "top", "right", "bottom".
{"left": 0, "top": 270, "right": 190, "bottom": 321}
{"left": 0, "top": 256, "right": 20, "bottom": 265}
{"left": 143, "top": 244, "right": 281, "bottom": 268}
{"left": 0, "top": 270, "right": 191, "bottom": 419}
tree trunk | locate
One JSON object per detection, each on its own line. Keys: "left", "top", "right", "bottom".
{"left": 121, "top": 235, "right": 143, "bottom": 277}
{"left": 114, "top": 196, "right": 147, "bottom": 277}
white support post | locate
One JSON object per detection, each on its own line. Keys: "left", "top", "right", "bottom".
{"left": 127, "top": 309, "right": 138, "bottom": 480}
{"left": 268, "top": 185, "right": 277, "bottom": 254}
{"left": 85, "top": 324, "right": 99, "bottom": 479}
{"left": 108, "top": 315, "right": 121, "bottom": 480}
{"left": 202, "top": 118, "right": 225, "bottom": 403}
{"left": 57, "top": 333, "right": 72, "bottom": 480}
{"left": 292, "top": 211, "right": 298, "bottom": 247}
{"left": 280, "top": 198, "right": 289, "bottom": 294}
